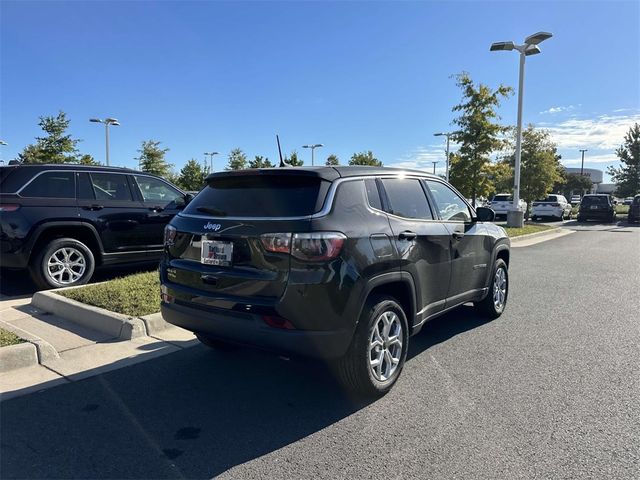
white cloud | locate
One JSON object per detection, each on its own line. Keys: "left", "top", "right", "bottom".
{"left": 561, "top": 153, "right": 618, "bottom": 166}
{"left": 540, "top": 104, "right": 580, "bottom": 115}
{"left": 390, "top": 146, "right": 450, "bottom": 172}
{"left": 546, "top": 113, "right": 640, "bottom": 150}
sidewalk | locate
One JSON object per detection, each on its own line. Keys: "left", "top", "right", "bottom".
{"left": 0, "top": 294, "right": 198, "bottom": 400}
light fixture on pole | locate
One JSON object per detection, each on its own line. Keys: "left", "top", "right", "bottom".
{"left": 490, "top": 31, "right": 552, "bottom": 228}
{"left": 0, "top": 140, "right": 6, "bottom": 165}
{"left": 204, "top": 152, "right": 219, "bottom": 172}
{"left": 433, "top": 131, "right": 462, "bottom": 182}
{"left": 89, "top": 117, "right": 120, "bottom": 166}
{"left": 579, "top": 149, "right": 588, "bottom": 176}
{"left": 302, "top": 143, "right": 323, "bottom": 166}
{"left": 431, "top": 161, "right": 439, "bottom": 175}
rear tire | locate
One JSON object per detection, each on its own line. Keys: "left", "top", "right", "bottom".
{"left": 474, "top": 258, "right": 508, "bottom": 319}
{"left": 29, "top": 238, "right": 95, "bottom": 290}
{"left": 335, "top": 295, "right": 409, "bottom": 397}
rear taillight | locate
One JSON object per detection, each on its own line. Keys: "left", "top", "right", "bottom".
{"left": 164, "top": 225, "right": 177, "bottom": 246}
{"left": 160, "top": 284, "right": 174, "bottom": 303}
{"left": 260, "top": 233, "right": 292, "bottom": 254}
{"left": 291, "top": 232, "right": 346, "bottom": 261}
{"left": 260, "top": 232, "right": 346, "bottom": 261}
{"left": 262, "top": 315, "right": 295, "bottom": 330}
{"left": 0, "top": 204, "right": 20, "bottom": 212}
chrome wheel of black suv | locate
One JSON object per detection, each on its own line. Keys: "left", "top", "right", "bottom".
{"left": 474, "top": 258, "right": 509, "bottom": 319}
{"left": 30, "top": 238, "right": 95, "bottom": 290}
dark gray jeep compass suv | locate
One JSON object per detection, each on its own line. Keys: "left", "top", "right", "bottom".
{"left": 160, "top": 167, "right": 510, "bottom": 396}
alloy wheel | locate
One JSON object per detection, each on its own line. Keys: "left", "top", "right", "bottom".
{"left": 493, "top": 267, "right": 507, "bottom": 311}
{"left": 46, "top": 247, "right": 87, "bottom": 285}
{"left": 369, "top": 311, "right": 403, "bottom": 382}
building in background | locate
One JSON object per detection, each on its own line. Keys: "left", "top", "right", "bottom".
{"left": 565, "top": 167, "right": 603, "bottom": 194}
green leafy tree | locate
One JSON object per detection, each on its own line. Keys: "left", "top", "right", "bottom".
{"left": 78, "top": 154, "right": 100, "bottom": 165}
{"left": 249, "top": 155, "right": 274, "bottom": 168}
{"left": 326, "top": 154, "right": 340, "bottom": 166}
{"left": 486, "top": 161, "right": 513, "bottom": 198}
{"left": 556, "top": 172, "right": 592, "bottom": 197}
{"left": 608, "top": 123, "right": 640, "bottom": 197}
{"left": 226, "top": 148, "right": 248, "bottom": 170}
{"left": 449, "top": 72, "right": 513, "bottom": 202}
{"left": 178, "top": 159, "right": 210, "bottom": 191}
{"left": 18, "top": 111, "right": 82, "bottom": 164}
{"left": 285, "top": 150, "right": 304, "bottom": 167}
{"left": 500, "top": 125, "right": 564, "bottom": 208}
{"left": 136, "top": 140, "right": 172, "bottom": 177}
{"left": 349, "top": 151, "right": 382, "bottom": 166}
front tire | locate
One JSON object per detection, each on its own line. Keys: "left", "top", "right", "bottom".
{"left": 475, "top": 258, "right": 509, "bottom": 319}
{"left": 335, "top": 295, "right": 409, "bottom": 397}
{"left": 29, "top": 238, "right": 95, "bottom": 290}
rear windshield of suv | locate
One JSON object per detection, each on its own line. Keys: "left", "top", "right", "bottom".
{"left": 535, "top": 196, "right": 559, "bottom": 203}
{"left": 581, "top": 196, "right": 608, "bottom": 205}
{"left": 184, "top": 175, "right": 330, "bottom": 217}
{"left": 492, "top": 195, "right": 512, "bottom": 202}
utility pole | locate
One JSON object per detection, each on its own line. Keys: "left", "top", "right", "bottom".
{"left": 89, "top": 118, "right": 120, "bottom": 166}
{"left": 432, "top": 161, "right": 439, "bottom": 175}
{"left": 579, "top": 149, "right": 588, "bottom": 176}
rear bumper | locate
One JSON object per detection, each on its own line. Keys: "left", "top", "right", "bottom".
{"left": 161, "top": 301, "right": 353, "bottom": 359}
{"left": 578, "top": 210, "right": 614, "bottom": 219}
{"left": 531, "top": 208, "right": 563, "bottom": 217}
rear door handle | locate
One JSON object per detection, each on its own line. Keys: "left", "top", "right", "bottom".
{"left": 398, "top": 231, "right": 417, "bottom": 241}
{"left": 83, "top": 204, "right": 104, "bottom": 211}
{"left": 452, "top": 231, "right": 465, "bottom": 240}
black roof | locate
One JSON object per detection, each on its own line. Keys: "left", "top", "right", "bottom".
{"left": 0, "top": 164, "right": 138, "bottom": 173}
{"left": 207, "top": 165, "right": 440, "bottom": 182}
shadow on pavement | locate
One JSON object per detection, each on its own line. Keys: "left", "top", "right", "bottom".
{"left": 0, "top": 306, "right": 487, "bottom": 479}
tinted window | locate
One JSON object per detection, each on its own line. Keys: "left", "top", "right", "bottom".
{"left": 133, "top": 175, "right": 182, "bottom": 204}
{"left": 535, "top": 196, "right": 559, "bottom": 203}
{"left": 77, "top": 173, "right": 94, "bottom": 199}
{"left": 184, "top": 175, "right": 329, "bottom": 217}
{"left": 492, "top": 195, "right": 512, "bottom": 202}
{"left": 381, "top": 178, "right": 433, "bottom": 220}
{"left": 90, "top": 173, "right": 133, "bottom": 201}
{"left": 426, "top": 180, "right": 472, "bottom": 222}
{"left": 21, "top": 171, "right": 75, "bottom": 198}
{"left": 582, "top": 196, "right": 608, "bottom": 205}
{"left": 364, "top": 179, "right": 382, "bottom": 210}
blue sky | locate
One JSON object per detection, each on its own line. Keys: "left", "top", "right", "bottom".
{"left": 1, "top": 1, "right": 639, "bottom": 182}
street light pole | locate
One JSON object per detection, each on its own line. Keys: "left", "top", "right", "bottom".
{"left": 90, "top": 118, "right": 120, "bottom": 166}
{"left": 204, "top": 152, "right": 219, "bottom": 172}
{"left": 302, "top": 144, "right": 323, "bottom": 166}
{"left": 490, "top": 31, "right": 552, "bottom": 228}
{"left": 579, "top": 149, "right": 588, "bottom": 176}
{"left": 432, "top": 161, "right": 439, "bottom": 175}
{"left": 433, "top": 131, "right": 461, "bottom": 182}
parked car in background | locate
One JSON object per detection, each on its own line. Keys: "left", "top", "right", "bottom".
{"left": 570, "top": 195, "right": 581, "bottom": 205}
{"left": 486, "top": 194, "right": 527, "bottom": 219}
{"left": 531, "top": 194, "right": 572, "bottom": 221}
{"left": 0, "top": 164, "right": 190, "bottom": 288}
{"left": 623, "top": 197, "right": 634, "bottom": 206}
{"left": 577, "top": 194, "right": 616, "bottom": 223}
{"left": 160, "top": 166, "right": 510, "bottom": 397}
{"left": 628, "top": 195, "right": 640, "bottom": 223}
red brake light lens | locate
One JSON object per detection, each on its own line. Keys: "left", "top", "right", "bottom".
{"left": 0, "top": 204, "right": 20, "bottom": 212}
{"left": 291, "top": 232, "right": 346, "bottom": 261}
{"left": 260, "top": 233, "right": 292, "bottom": 254}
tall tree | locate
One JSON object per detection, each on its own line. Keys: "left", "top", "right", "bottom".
{"left": 249, "top": 155, "right": 274, "bottom": 168}
{"left": 78, "top": 154, "right": 100, "bottom": 165}
{"left": 449, "top": 73, "right": 512, "bottom": 202}
{"left": 500, "top": 125, "right": 564, "bottom": 207}
{"left": 226, "top": 148, "right": 248, "bottom": 170}
{"left": 18, "top": 111, "right": 82, "bottom": 164}
{"left": 178, "top": 159, "right": 210, "bottom": 191}
{"left": 285, "top": 150, "right": 304, "bottom": 167}
{"left": 136, "top": 140, "right": 172, "bottom": 177}
{"left": 608, "top": 123, "right": 640, "bottom": 197}
{"left": 326, "top": 154, "right": 340, "bottom": 166}
{"left": 349, "top": 151, "right": 382, "bottom": 166}
{"left": 561, "top": 172, "right": 593, "bottom": 197}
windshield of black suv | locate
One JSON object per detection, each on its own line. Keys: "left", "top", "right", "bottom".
{"left": 581, "top": 196, "right": 609, "bottom": 205}
{"left": 184, "top": 175, "right": 330, "bottom": 217}
{"left": 492, "top": 195, "right": 512, "bottom": 202}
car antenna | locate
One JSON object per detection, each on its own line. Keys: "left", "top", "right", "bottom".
{"left": 277, "top": 134, "right": 290, "bottom": 167}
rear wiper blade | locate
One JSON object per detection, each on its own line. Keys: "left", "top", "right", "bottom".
{"left": 196, "top": 206, "right": 227, "bottom": 216}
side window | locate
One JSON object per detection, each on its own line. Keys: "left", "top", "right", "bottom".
{"left": 364, "top": 178, "right": 382, "bottom": 210}
{"left": 20, "top": 172, "right": 75, "bottom": 198}
{"left": 90, "top": 173, "right": 133, "bottom": 201}
{"left": 380, "top": 178, "right": 433, "bottom": 220}
{"left": 77, "top": 172, "right": 94, "bottom": 200}
{"left": 425, "top": 180, "right": 472, "bottom": 222}
{"left": 133, "top": 175, "right": 182, "bottom": 204}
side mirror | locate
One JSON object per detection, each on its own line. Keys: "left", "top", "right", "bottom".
{"left": 175, "top": 193, "right": 194, "bottom": 209}
{"left": 476, "top": 206, "right": 495, "bottom": 222}
{"left": 184, "top": 193, "right": 194, "bottom": 205}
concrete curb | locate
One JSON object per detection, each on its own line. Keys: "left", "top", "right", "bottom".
{"left": 32, "top": 291, "right": 147, "bottom": 340}
{"left": 139, "top": 313, "right": 170, "bottom": 335}
{"left": 0, "top": 319, "right": 60, "bottom": 364}
{"left": 0, "top": 342, "right": 38, "bottom": 373}
{"left": 510, "top": 227, "right": 562, "bottom": 242}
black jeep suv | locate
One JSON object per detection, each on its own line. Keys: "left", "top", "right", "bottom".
{"left": 160, "top": 167, "right": 510, "bottom": 396}
{"left": 0, "top": 164, "right": 189, "bottom": 289}
{"left": 577, "top": 194, "right": 617, "bottom": 223}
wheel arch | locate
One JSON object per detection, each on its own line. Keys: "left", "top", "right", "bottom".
{"left": 357, "top": 272, "right": 417, "bottom": 333}
{"left": 28, "top": 222, "right": 104, "bottom": 265}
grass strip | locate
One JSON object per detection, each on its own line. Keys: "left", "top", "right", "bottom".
{"left": 58, "top": 271, "right": 161, "bottom": 317}
{"left": 0, "top": 328, "right": 25, "bottom": 347}
{"left": 504, "top": 224, "right": 554, "bottom": 238}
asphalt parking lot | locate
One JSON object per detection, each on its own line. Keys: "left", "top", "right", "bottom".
{"left": 1, "top": 221, "right": 639, "bottom": 479}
